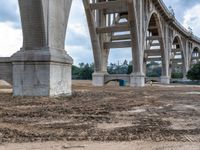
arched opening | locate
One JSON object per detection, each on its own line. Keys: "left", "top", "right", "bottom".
{"left": 106, "top": 12, "right": 132, "bottom": 86}
{"left": 191, "top": 47, "right": 200, "bottom": 67}
{"left": 144, "top": 13, "right": 163, "bottom": 81}
{"left": 107, "top": 13, "right": 132, "bottom": 74}
{"left": 170, "top": 36, "right": 184, "bottom": 79}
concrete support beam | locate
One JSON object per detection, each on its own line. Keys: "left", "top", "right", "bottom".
{"left": 83, "top": 0, "right": 103, "bottom": 73}
{"left": 111, "top": 34, "right": 131, "bottom": 41}
{"left": 90, "top": 0, "right": 127, "bottom": 11}
{"left": 146, "top": 36, "right": 161, "bottom": 41}
{"left": 96, "top": 24, "right": 129, "bottom": 33}
{"left": 130, "top": 74, "right": 145, "bottom": 87}
{"left": 92, "top": 72, "right": 105, "bottom": 86}
{"left": 160, "top": 76, "right": 170, "bottom": 84}
{"left": 13, "top": 0, "right": 73, "bottom": 96}
{"left": 11, "top": 49, "right": 73, "bottom": 96}
{"left": 127, "top": 0, "right": 145, "bottom": 87}
{"left": 104, "top": 41, "right": 131, "bottom": 49}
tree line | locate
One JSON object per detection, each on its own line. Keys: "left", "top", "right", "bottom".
{"left": 72, "top": 60, "right": 162, "bottom": 80}
{"left": 72, "top": 60, "right": 200, "bottom": 81}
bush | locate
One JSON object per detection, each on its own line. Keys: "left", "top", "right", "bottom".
{"left": 187, "top": 62, "right": 200, "bottom": 81}
{"left": 171, "top": 72, "right": 183, "bottom": 79}
{"left": 146, "top": 72, "right": 160, "bottom": 77}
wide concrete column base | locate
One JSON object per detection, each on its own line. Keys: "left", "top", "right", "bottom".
{"left": 92, "top": 72, "right": 105, "bottom": 86}
{"left": 11, "top": 48, "right": 73, "bottom": 97}
{"left": 130, "top": 73, "right": 145, "bottom": 87}
{"left": 160, "top": 76, "right": 170, "bottom": 84}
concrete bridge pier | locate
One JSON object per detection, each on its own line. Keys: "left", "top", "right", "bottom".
{"left": 161, "top": 58, "right": 170, "bottom": 84}
{"left": 11, "top": 0, "right": 73, "bottom": 96}
{"left": 129, "top": 0, "right": 145, "bottom": 87}
{"left": 160, "top": 62, "right": 170, "bottom": 84}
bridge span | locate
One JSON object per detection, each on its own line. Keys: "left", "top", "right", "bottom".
{"left": 0, "top": 0, "right": 200, "bottom": 96}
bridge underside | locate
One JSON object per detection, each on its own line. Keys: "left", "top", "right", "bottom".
{"left": 0, "top": 0, "right": 200, "bottom": 96}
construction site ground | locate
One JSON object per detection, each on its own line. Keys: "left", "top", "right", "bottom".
{"left": 0, "top": 80, "right": 200, "bottom": 149}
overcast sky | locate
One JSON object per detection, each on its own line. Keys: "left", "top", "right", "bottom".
{"left": 0, "top": 0, "right": 200, "bottom": 65}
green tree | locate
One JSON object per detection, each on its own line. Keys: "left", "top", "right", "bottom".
{"left": 72, "top": 65, "right": 81, "bottom": 79}
{"left": 171, "top": 72, "right": 183, "bottom": 79}
{"left": 127, "top": 65, "right": 132, "bottom": 74}
{"left": 187, "top": 62, "right": 200, "bottom": 80}
{"left": 79, "top": 63, "right": 94, "bottom": 80}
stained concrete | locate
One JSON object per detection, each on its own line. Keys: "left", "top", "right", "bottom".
{"left": 10, "top": 0, "right": 73, "bottom": 96}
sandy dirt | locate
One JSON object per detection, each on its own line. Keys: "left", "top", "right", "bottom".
{"left": 0, "top": 80, "right": 200, "bottom": 149}
{"left": 1, "top": 141, "right": 200, "bottom": 150}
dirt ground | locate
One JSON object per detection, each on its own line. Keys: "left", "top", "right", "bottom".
{"left": 0, "top": 80, "right": 200, "bottom": 149}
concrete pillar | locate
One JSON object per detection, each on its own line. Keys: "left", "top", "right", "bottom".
{"left": 160, "top": 76, "right": 170, "bottom": 84}
{"left": 83, "top": 0, "right": 105, "bottom": 86}
{"left": 160, "top": 56, "right": 170, "bottom": 84}
{"left": 128, "top": 0, "right": 145, "bottom": 87}
{"left": 160, "top": 24, "right": 170, "bottom": 84}
{"left": 11, "top": 0, "right": 73, "bottom": 96}
{"left": 183, "top": 41, "right": 190, "bottom": 79}
{"left": 92, "top": 72, "right": 105, "bottom": 86}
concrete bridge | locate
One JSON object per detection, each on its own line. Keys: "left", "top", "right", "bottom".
{"left": 0, "top": 0, "right": 200, "bottom": 96}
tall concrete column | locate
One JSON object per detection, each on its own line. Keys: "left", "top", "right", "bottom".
{"left": 160, "top": 25, "right": 170, "bottom": 84}
{"left": 92, "top": 4, "right": 108, "bottom": 86}
{"left": 11, "top": 0, "right": 73, "bottom": 96}
{"left": 128, "top": 0, "right": 145, "bottom": 87}
{"left": 160, "top": 49, "right": 170, "bottom": 84}
{"left": 183, "top": 41, "right": 190, "bottom": 79}
{"left": 83, "top": 0, "right": 105, "bottom": 86}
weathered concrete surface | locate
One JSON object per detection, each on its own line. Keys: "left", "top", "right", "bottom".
{"left": 12, "top": 62, "right": 71, "bottom": 96}
{"left": 11, "top": 48, "right": 72, "bottom": 96}
{"left": 18, "top": 0, "right": 72, "bottom": 50}
{"left": 160, "top": 76, "right": 170, "bottom": 84}
{"left": 92, "top": 73, "right": 105, "bottom": 86}
{"left": 130, "top": 73, "right": 145, "bottom": 87}
{"left": 0, "top": 57, "right": 12, "bottom": 84}
{"left": 12, "top": 0, "right": 73, "bottom": 96}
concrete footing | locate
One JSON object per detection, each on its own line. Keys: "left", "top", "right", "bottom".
{"left": 160, "top": 76, "right": 170, "bottom": 84}
{"left": 130, "top": 73, "right": 145, "bottom": 87}
{"left": 92, "top": 72, "right": 105, "bottom": 86}
{"left": 11, "top": 48, "right": 73, "bottom": 96}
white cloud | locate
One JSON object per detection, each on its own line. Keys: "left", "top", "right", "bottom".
{"left": 65, "top": 45, "right": 93, "bottom": 66}
{"left": 0, "top": 22, "right": 22, "bottom": 57}
{"left": 183, "top": 4, "right": 200, "bottom": 36}
{"left": 68, "top": 23, "right": 89, "bottom": 38}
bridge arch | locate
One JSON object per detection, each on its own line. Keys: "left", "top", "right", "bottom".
{"left": 146, "top": 11, "right": 163, "bottom": 38}
{"left": 190, "top": 47, "right": 200, "bottom": 67}
{"left": 104, "top": 74, "right": 130, "bottom": 85}
{"left": 170, "top": 35, "right": 185, "bottom": 78}
{"left": 144, "top": 12, "right": 166, "bottom": 79}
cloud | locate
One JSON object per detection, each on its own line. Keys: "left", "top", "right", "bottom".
{"left": 0, "top": 22, "right": 22, "bottom": 57}
{"left": 183, "top": 4, "right": 200, "bottom": 35}
{"left": 163, "top": 0, "right": 199, "bottom": 23}
{"left": 65, "top": 45, "right": 93, "bottom": 66}
{"left": 0, "top": 0, "right": 20, "bottom": 28}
